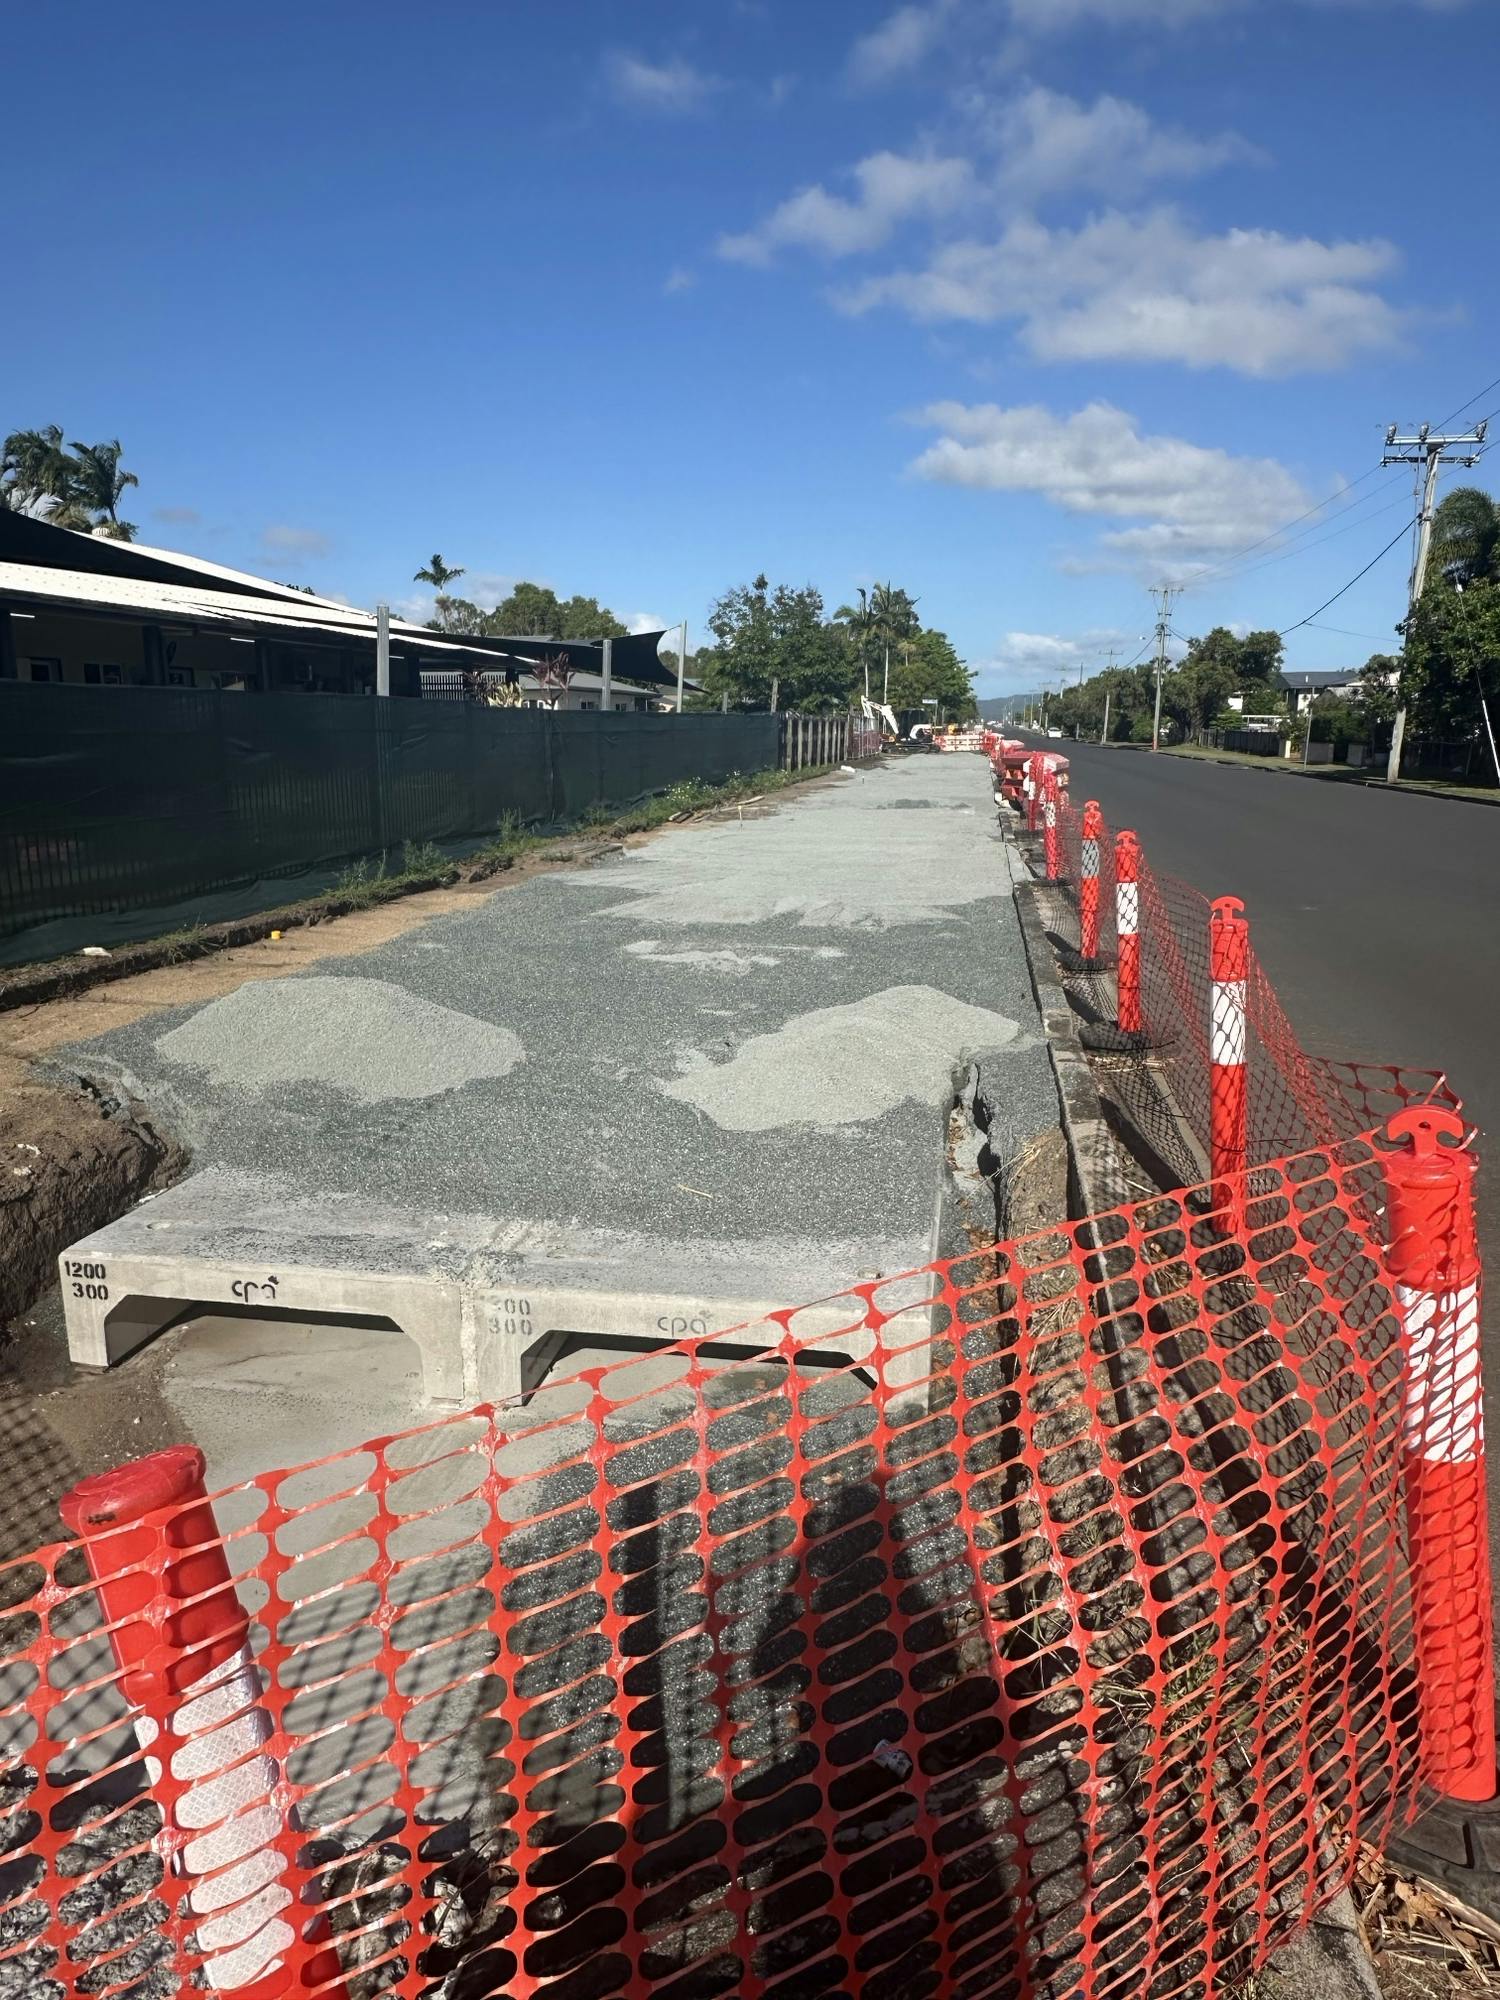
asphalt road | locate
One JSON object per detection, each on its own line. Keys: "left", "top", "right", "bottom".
{"left": 1044, "top": 738, "right": 1500, "bottom": 1546}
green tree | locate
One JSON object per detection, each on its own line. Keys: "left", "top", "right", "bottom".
{"left": 414, "top": 553, "right": 465, "bottom": 590}
{"left": 556, "top": 594, "right": 629, "bottom": 640}
{"left": 1400, "top": 579, "right": 1500, "bottom": 736}
{"left": 489, "top": 582, "right": 564, "bottom": 636}
{"left": 1427, "top": 487, "right": 1499, "bottom": 588}
{"left": 870, "top": 582, "right": 919, "bottom": 699}
{"left": 886, "top": 628, "right": 974, "bottom": 718}
{"left": 2, "top": 425, "right": 75, "bottom": 514}
{"left": 1375, "top": 489, "right": 1500, "bottom": 740}
{"left": 427, "top": 596, "right": 487, "bottom": 636}
{"left": 1236, "top": 629, "right": 1284, "bottom": 684}
{"left": 698, "top": 574, "right": 778, "bottom": 709}
{"left": 770, "top": 584, "right": 856, "bottom": 712}
{"left": 832, "top": 586, "right": 876, "bottom": 697}
{"left": 1357, "top": 653, "right": 1402, "bottom": 723}
{"left": 69, "top": 439, "right": 138, "bottom": 539}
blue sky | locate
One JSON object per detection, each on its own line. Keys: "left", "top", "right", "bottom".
{"left": 7, "top": 0, "right": 1496, "bottom": 693}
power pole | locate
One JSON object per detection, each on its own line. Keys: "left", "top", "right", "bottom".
{"left": 1381, "top": 421, "right": 1487, "bottom": 780}
{"left": 1149, "top": 586, "right": 1179, "bottom": 752}
{"left": 1100, "top": 686, "right": 1111, "bottom": 745}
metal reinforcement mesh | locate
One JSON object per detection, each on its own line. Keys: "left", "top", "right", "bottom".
{"left": 0, "top": 1134, "right": 1447, "bottom": 2000}
{"left": 1042, "top": 791, "right": 1457, "bottom": 1176}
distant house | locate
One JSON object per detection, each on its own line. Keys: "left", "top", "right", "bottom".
{"left": 1278, "top": 668, "right": 1368, "bottom": 716}
{"left": 0, "top": 510, "right": 685, "bottom": 707}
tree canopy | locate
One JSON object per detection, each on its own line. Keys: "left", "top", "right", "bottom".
{"left": 2, "top": 426, "right": 140, "bottom": 539}
{"left": 694, "top": 572, "right": 973, "bottom": 717}
{"left": 1364, "top": 487, "right": 1500, "bottom": 740}
{"left": 422, "top": 578, "right": 632, "bottom": 642}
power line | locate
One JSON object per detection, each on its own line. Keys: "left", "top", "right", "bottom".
{"left": 1278, "top": 516, "right": 1418, "bottom": 637}
{"left": 1299, "top": 621, "right": 1397, "bottom": 644}
{"left": 1434, "top": 373, "right": 1500, "bottom": 432}
{"left": 1177, "top": 463, "right": 1387, "bottom": 587}
{"left": 1210, "top": 484, "right": 1413, "bottom": 588}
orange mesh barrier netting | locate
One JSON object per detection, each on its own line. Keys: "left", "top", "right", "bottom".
{"left": 0, "top": 1128, "right": 1471, "bottom": 2000}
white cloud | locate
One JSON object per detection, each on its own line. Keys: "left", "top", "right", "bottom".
{"left": 991, "top": 87, "right": 1256, "bottom": 202}
{"left": 973, "top": 630, "right": 1130, "bottom": 691}
{"left": 663, "top": 265, "right": 696, "bottom": 295}
{"left": 847, "top": 1, "right": 956, "bottom": 84}
{"left": 152, "top": 504, "right": 201, "bottom": 526}
{"left": 718, "top": 149, "right": 972, "bottom": 264}
{"left": 628, "top": 612, "right": 668, "bottom": 636}
{"left": 459, "top": 572, "right": 517, "bottom": 611}
{"left": 841, "top": 208, "right": 1403, "bottom": 374}
{"left": 605, "top": 51, "right": 720, "bottom": 112}
{"left": 909, "top": 399, "right": 1313, "bottom": 579}
{"left": 259, "top": 523, "right": 331, "bottom": 563}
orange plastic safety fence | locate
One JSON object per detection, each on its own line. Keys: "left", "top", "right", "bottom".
{"left": 1043, "top": 792, "right": 1455, "bottom": 1174}
{"left": 0, "top": 1134, "right": 1453, "bottom": 2000}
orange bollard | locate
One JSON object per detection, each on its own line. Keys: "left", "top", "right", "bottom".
{"left": 1384, "top": 1107, "right": 1495, "bottom": 1802}
{"left": 1043, "top": 772, "right": 1061, "bottom": 880}
{"left": 61, "top": 1449, "right": 350, "bottom": 1995}
{"left": 1079, "top": 800, "right": 1104, "bottom": 963}
{"left": 1026, "top": 752, "right": 1046, "bottom": 831}
{"left": 1208, "top": 895, "right": 1249, "bottom": 1185}
{"left": 1115, "top": 830, "right": 1141, "bottom": 1035}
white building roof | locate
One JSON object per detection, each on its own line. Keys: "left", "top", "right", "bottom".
{"left": 0, "top": 560, "right": 484, "bottom": 657}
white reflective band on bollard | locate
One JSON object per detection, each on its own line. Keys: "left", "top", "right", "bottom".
{"left": 1210, "top": 979, "right": 1247, "bottom": 1067}
{"left": 1117, "top": 882, "right": 1139, "bottom": 936}
{"left": 160, "top": 1647, "right": 297, "bottom": 1990}
{"left": 1399, "top": 1281, "right": 1484, "bottom": 1462}
{"left": 1082, "top": 839, "right": 1099, "bottom": 875}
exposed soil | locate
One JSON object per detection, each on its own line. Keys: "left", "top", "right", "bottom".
{"left": 0, "top": 1068, "right": 185, "bottom": 1329}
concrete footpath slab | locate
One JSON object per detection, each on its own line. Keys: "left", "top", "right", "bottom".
{"left": 52, "top": 755, "right": 1056, "bottom": 1439}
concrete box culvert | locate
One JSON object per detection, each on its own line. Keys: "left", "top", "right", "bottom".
{"left": 56, "top": 1173, "right": 949, "bottom": 1417}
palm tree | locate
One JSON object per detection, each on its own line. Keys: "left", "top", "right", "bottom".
{"left": 69, "top": 439, "right": 139, "bottom": 539}
{"left": 414, "top": 553, "right": 465, "bottom": 590}
{"left": 2, "top": 425, "right": 78, "bottom": 515}
{"left": 870, "top": 582, "right": 919, "bottom": 703}
{"left": 835, "top": 586, "right": 876, "bottom": 699}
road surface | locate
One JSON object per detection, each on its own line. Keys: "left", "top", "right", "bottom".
{"left": 1048, "top": 738, "right": 1500, "bottom": 1543}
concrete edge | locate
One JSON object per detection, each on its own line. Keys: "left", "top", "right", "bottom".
{"left": 1010, "top": 873, "right": 1133, "bottom": 1220}
{"left": 1003, "top": 814, "right": 1388, "bottom": 2000}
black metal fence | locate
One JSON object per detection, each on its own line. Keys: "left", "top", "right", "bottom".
{"left": 0, "top": 685, "right": 779, "bottom": 965}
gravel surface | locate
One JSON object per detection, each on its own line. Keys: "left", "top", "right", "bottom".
{"left": 60, "top": 757, "right": 1054, "bottom": 1267}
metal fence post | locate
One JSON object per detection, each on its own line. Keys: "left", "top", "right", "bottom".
{"left": 1384, "top": 1107, "right": 1495, "bottom": 1802}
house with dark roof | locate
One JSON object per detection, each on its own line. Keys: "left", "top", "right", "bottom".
{"left": 1278, "top": 668, "right": 1372, "bottom": 715}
